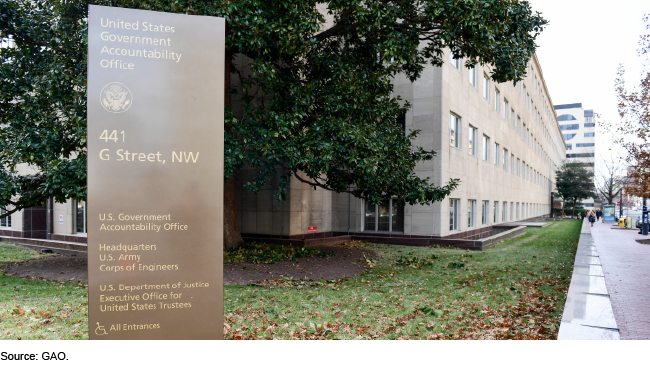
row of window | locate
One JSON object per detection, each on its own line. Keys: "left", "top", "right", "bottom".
{"left": 0, "top": 202, "right": 86, "bottom": 233}
{"left": 364, "top": 199, "right": 404, "bottom": 233}
{"left": 566, "top": 153, "right": 595, "bottom": 158}
{"left": 450, "top": 54, "right": 561, "bottom": 164}
{"left": 560, "top": 123, "right": 596, "bottom": 130}
{"left": 563, "top": 133, "right": 596, "bottom": 140}
{"left": 450, "top": 114, "right": 552, "bottom": 191}
{"left": 449, "top": 199, "right": 547, "bottom": 231}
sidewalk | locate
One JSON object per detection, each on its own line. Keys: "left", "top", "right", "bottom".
{"left": 558, "top": 220, "right": 619, "bottom": 340}
{"left": 590, "top": 219, "right": 650, "bottom": 340}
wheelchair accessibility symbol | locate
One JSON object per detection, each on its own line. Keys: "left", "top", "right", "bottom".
{"left": 95, "top": 322, "right": 108, "bottom": 336}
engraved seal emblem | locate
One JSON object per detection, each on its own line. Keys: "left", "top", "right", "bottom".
{"left": 100, "top": 82, "right": 132, "bottom": 113}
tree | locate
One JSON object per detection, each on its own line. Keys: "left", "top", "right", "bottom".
{"left": 596, "top": 157, "right": 629, "bottom": 205}
{"left": 555, "top": 162, "right": 596, "bottom": 217}
{"left": 611, "top": 14, "right": 650, "bottom": 199}
{"left": 1, "top": 0, "right": 548, "bottom": 248}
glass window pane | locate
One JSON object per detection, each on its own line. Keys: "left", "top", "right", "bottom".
{"left": 364, "top": 201, "right": 376, "bottom": 231}
{"left": 378, "top": 200, "right": 390, "bottom": 231}
{"left": 391, "top": 200, "right": 404, "bottom": 232}
{"left": 76, "top": 201, "right": 86, "bottom": 233}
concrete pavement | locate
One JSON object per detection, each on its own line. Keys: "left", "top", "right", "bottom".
{"left": 591, "top": 218, "right": 650, "bottom": 340}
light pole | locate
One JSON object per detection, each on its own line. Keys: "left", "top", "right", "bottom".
{"left": 641, "top": 197, "right": 648, "bottom": 236}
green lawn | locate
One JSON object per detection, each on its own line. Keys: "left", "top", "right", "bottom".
{"left": 223, "top": 220, "right": 581, "bottom": 340}
{"left": 0, "top": 219, "right": 581, "bottom": 340}
{"left": 0, "top": 243, "right": 88, "bottom": 340}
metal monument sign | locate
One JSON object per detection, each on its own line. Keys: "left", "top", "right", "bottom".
{"left": 87, "top": 5, "right": 224, "bottom": 339}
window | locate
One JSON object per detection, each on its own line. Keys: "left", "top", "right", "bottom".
{"left": 563, "top": 134, "right": 576, "bottom": 140}
{"left": 523, "top": 85, "right": 527, "bottom": 100}
{"left": 511, "top": 155, "right": 514, "bottom": 174}
{"left": 450, "top": 199, "right": 459, "bottom": 231}
{"left": 503, "top": 149, "right": 508, "bottom": 170}
{"left": 449, "top": 114, "right": 461, "bottom": 148}
{"left": 557, "top": 114, "right": 577, "bottom": 121}
{"left": 510, "top": 202, "right": 514, "bottom": 221}
{"left": 567, "top": 153, "right": 595, "bottom": 158}
{"left": 482, "top": 135, "right": 490, "bottom": 161}
{"left": 469, "top": 125, "right": 478, "bottom": 156}
{"left": 0, "top": 207, "right": 11, "bottom": 227}
{"left": 584, "top": 123, "right": 595, "bottom": 128}
{"left": 517, "top": 116, "right": 521, "bottom": 135}
{"left": 495, "top": 89, "right": 500, "bottom": 112}
{"left": 566, "top": 144, "right": 572, "bottom": 150}
{"left": 502, "top": 99, "right": 508, "bottom": 120}
{"left": 516, "top": 202, "right": 520, "bottom": 220}
{"left": 397, "top": 113, "right": 406, "bottom": 131}
{"left": 517, "top": 158, "right": 521, "bottom": 176}
{"left": 511, "top": 109, "right": 515, "bottom": 128}
{"left": 584, "top": 132, "right": 595, "bottom": 137}
{"left": 494, "top": 142, "right": 499, "bottom": 166}
{"left": 502, "top": 202, "right": 507, "bottom": 222}
{"left": 523, "top": 124, "right": 527, "bottom": 141}
{"left": 494, "top": 201, "right": 499, "bottom": 224}
{"left": 517, "top": 82, "right": 521, "bottom": 94}
{"left": 450, "top": 54, "right": 462, "bottom": 71}
{"left": 560, "top": 124, "right": 579, "bottom": 130}
{"left": 468, "top": 200, "right": 476, "bottom": 228}
{"left": 482, "top": 201, "right": 489, "bottom": 225}
{"left": 576, "top": 143, "right": 595, "bottom": 147}
{"left": 483, "top": 74, "right": 490, "bottom": 101}
{"left": 76, "top": 200, "right": 87, "bottom": 234}
{"left": 469, "top": 66, "right": 478, "bottom": 87}
{"left": 364, "top": 199, "right": 404, "bottom": 232}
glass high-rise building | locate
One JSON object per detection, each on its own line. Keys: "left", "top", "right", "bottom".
{"left": 554, "top": 103, "right": 596, "bottom": 208}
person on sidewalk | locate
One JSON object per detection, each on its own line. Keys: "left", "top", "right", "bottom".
{"left": 589, "top": 211, "right": 596, "bottom": 227}
{"left": 596, "top": 209, "right": 601, "bottom": 221}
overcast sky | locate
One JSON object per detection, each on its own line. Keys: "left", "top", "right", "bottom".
{"left": 527, "top": 0, "right": 649, "bottom": 168}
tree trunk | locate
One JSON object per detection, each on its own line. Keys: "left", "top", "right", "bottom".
{"left": 223, "top": 44, "right": 242, "bottom": 249}
{"left": 572, "top": 198, "right": 577, "bottom": 218}
{"left": 224, "top": 175, "right": 242, "bottom": 248}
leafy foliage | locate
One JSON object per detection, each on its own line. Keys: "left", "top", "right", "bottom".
{"left": 1, "top": 0, "right": 548, "bottom": 220}
{"left": 610, "top": 15, "right": 650, "bottom": 198}
{"left": 224, "top": 241, "right": 335, "bottom": 264}
{"left": 0, "top": 0, "right": 87, "bottom": 218}
{"left": 555, "top": 162, "right": 595, "bottom": 217}
{"left": 395, "top": 254, "right": 438, "bottom": 269}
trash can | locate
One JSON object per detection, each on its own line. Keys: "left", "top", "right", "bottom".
{"left": 619, "top": 218, "right": 625, "bottom": 227}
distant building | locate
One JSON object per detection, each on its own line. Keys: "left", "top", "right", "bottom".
{"left": 553, "top": 103, "right": 596, "bottom": 208}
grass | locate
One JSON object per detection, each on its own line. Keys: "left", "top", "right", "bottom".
{"left": 0, "top": 243, "right": 88, "bottom": 340}
{"left": 0, "top": 219, "right": 581, "bottom": 340}
{"left": 225, "top": 241, "right": 335, "bottom": 264}
{"left": 223, "top": 220, "right": 581, "bottom": 339}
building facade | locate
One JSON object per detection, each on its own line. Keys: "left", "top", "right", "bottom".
{"left": 236, "top": 52, "right": 567, "bottom": 243}
{"left": 553, "top": 103, "right": 596, "bottom": 208}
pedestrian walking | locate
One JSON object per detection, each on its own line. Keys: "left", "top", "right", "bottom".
{"left": 589, "top": 211, "right": 596, "bottom": 227}
{"left": 596, "top": 209, "right": 601, "bottom": 221}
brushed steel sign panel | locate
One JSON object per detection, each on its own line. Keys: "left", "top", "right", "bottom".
{"left": 87, "top": 5, "right": 223, "bottom": 339}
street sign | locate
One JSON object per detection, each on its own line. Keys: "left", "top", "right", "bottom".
{"left": 87, "top": 5, "right": 224, "bottom": 339}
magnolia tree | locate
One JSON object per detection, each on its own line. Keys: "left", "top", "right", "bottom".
{"left": 1, "top": 0, "right": 547, "bottom": 248}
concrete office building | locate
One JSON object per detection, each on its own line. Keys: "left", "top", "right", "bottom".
{"left": 236, "top": 52, "right": 567, "bottom": 246}
{"left": 0, "top": 160, "right": 88, "bottom": 251}
{"left": 553, "top": 103, "right": 596, "bottom": 208}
